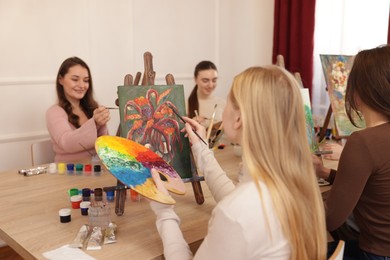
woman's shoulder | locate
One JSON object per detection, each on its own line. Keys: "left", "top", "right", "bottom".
{"left": 46, "top": 104, "right": 66, "bottom": 117}
{"left": 349, "top": 122, "right": 390, "bottom": 143}
{"left": 218, "top": 181, "right": 270, "bottom": 214}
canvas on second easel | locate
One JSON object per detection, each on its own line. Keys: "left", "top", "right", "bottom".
{"left": 320, "top": 54, "right": 365, "bottom": 137}
{"left": 117, "top": 85, "right": 192, "bottom": 179}
{"left": 300, "top": 88, "right": 317, "bottom": 152}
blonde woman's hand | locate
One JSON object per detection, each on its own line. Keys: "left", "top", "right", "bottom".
{"left": 182, "top": 116, "right": 207, "bottom": 145}
{"left": 93, "top": 106, "right": 110, "bottom": 126}
{"left": 149, "top": 168, "right": 174, "bottom": 214}
{"left": 193, "top": 115, "right": 206, "bottom": 124}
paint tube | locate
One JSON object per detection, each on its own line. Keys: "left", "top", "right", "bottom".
{"left": 18, "top": 166, "right": 47, "bottom": 176}
{"left": 87, "top": 226, "right": 103, "bottom": 250}
{"left": 69, "top": 224, "right": 90, "bottom": 248}
{"left": 104, "top": 222, "right": 117, "bottom": 245}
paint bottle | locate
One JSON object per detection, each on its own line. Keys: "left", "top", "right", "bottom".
{"left": 130, "top": 189, "right": 140, "bottom": 202}
{"left": 67, "top": 163, "right": 74, "bottom": 174}
{"left": 92, "top": 155, "right": 102, "bottom": 174}
{"left": 58, "top": 163, "right": 66, "bottom": 174}
{"left": 59, "top": 208, "right": 71, "bottom": 223}
{"left": 93, "top": 165, "right": 101, "bottom": 176}
{"left": 84, "top": 164, "right": 92, "bottom": 175}
{"left": 105, "top": 190, "right": 115, "bottom": 202}
{"left": 48, "top": 163, "right": 57, "bottom": 174}
{"left": 68, "top": 188, "right": 79, "bottom": 198}
{"left": 70, "top": 195, "right": 82, "bottom": 209}
{"left": 82, "top": 188, "right": 91, "bottom": 201}
{"left": 80, "top": 201, "right": 91, "bottom": 216}
{"left": 75, "top": 164, "right": 83, "bottom": 174}
{"left": 94, "top": 188, "right": 103, "bottom": 202}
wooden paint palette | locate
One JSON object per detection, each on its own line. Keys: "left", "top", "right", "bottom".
{"left": 95, "top": 136, "right": 185, "bottom": 204}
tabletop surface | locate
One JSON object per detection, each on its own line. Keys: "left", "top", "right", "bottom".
{"left": 0, "top": 145, "right": 242, "bottom": 260}
{"left": 0, "top": 144, "right": 335, "bottom": 260}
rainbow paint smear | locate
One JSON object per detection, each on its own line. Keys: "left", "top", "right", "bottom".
{"left": 95, "top": 136, "right": 185, "bottom": 204}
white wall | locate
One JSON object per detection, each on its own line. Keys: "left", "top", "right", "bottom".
{"left": 0, "top": 0, "right": 274, "bottom": 171}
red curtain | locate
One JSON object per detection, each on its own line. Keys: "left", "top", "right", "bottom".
{"left": 272, "top": 0, "right": 316, "bottom": 97}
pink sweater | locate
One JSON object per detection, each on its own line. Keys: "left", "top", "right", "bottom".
{"left": 46, "top": 105, "right": 108, "bottom": 162}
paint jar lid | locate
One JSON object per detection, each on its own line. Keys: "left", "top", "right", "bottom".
{"left": 80, "top": 201, "right": 91, "bottom": 208}
{"left": 59, "top": 208, "right": 71, "bottom": 216}
{"left": 48, "top": 163, "right": 57, "bottom": 173}
{"left": 58, "top": 163, "right": 66, "bottom": 169}
{"left": 106, "top": 190, "right": 115, "bottom": 196}
{"left": 66, "top": 163, "right": 74, "bottom": 170}
{"left": 94, "top": 188, "right": 103, "bottom": 196}
{"left": 75, "top": 164, "right": 84, "bottom": 171}
{"left": 82, "top": 188, "right": 91, "bottom": 196}
{"left": 70, "top": 195, "right": 82, "bottom": 202}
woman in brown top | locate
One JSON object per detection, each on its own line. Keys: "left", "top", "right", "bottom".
{"left": 314, "top": 44, "right": 390, "bottom": 259}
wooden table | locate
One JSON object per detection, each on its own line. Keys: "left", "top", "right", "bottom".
{"left": 0, "top": 145, "right": 242, "bottom": 260}
{"left": 0, "top": 144, "right": 335, "bottom": 259}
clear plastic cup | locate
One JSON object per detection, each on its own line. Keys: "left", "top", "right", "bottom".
{"left": 88, "top": 201, "right": 111, "bottom": 228}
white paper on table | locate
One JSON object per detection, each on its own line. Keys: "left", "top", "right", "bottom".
{"left": 43, "top": 244, "right": 96, "bottom": 260}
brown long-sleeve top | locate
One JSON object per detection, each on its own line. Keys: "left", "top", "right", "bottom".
{"left": 325, "top": 122, "right": 390, "bottom": 256}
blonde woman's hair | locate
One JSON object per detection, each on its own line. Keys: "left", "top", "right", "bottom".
{"left": 230, "top": 66, "right": 326, "bottom": 259}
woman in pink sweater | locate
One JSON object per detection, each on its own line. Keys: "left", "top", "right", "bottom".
{"left": 46, "top": 57, "right": 110, "bottom": 162}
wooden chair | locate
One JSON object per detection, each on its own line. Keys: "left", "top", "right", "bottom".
{"left": 31, "top": 139, "right": 55, "bottom": 166}
{"left": 329, "top": 240, "right": 345, "bottom": 260}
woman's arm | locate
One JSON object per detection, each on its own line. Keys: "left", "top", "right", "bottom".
{"left": 325, "top": 133, "right": 373, "bottom": 231}
{"left": 191, "top": 142, "right": 235, "bottom": 202}
{"left": 149, "top": 169, "right": 193, "bottom": 260}
{"left": 183, "top": 117, "right": 235, "bottom": 202}
{"left": 97, "top": 124, "right": 108, "bottom": 136}
{"left": 46, "top": 105, "right": 100, "bottom": 152}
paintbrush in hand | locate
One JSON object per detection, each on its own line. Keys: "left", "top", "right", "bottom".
{"left": 209, "top": 122, "right": 224, "bottom": 148}
{"left": 206, "top": 104, "right": 217, "bottom": 142}
{"left": 167, "top": 104, "right": 208, "bottom": 146}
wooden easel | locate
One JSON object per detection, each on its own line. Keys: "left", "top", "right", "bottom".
{"left": 277, "top": 54, "right": 341, "bottom": 144}
{"left": 276, "top": 54, "right": 304, "bottom": 88}
{"left": 318, "top": 103, "right": 335, "bottom": 142}
{"left": 115, "top": 52, "right": 205, "bottom": 207}
{"left": 276, "top": 54, "right": 327, "bottom": 154}
{"left": 278, "top": 54, "right": 343, "bottom": 143}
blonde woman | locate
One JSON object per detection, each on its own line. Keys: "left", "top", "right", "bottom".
{"left": 150, "top": 66, "right": 327, "bottom": 259}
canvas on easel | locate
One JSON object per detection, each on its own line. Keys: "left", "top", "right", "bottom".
{"left": 320, "top": 55, "right": 365, "bottom": 138}
{"left": 117, "top": 84, "right": 193, "bottom": 180}
{"left": 115, "top": 52, "right": 205, "bottom": 205}
{"left": 276, "top": 55, "right": 318, "bottom": 152}
{"left": 300, "top": 88, "right": 317, "bottom": 152}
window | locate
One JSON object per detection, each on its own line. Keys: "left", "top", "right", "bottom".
{"left": 311, "top": 0, "right": 389, "bottom": 125}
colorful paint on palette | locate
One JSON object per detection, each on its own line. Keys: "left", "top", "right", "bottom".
{"left": 95, "top": 136, "right": 185, "bottom": 204}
